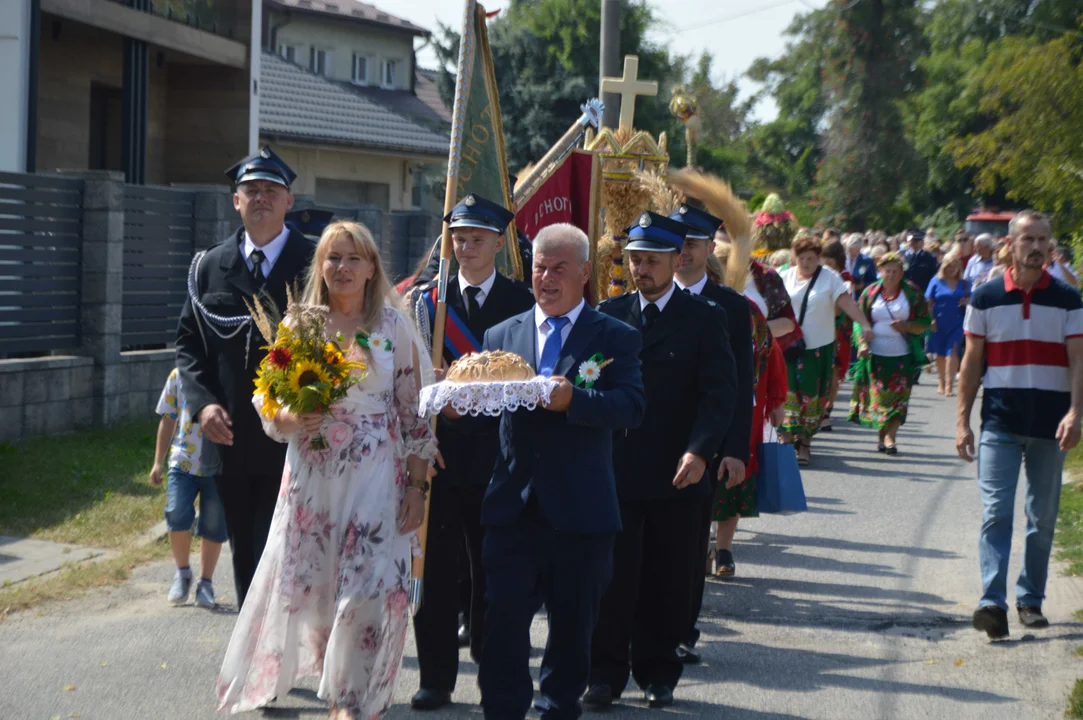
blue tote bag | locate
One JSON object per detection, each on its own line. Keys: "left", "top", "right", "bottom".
{"left": 756, "top": 425, "right": 807, "bottom": 515}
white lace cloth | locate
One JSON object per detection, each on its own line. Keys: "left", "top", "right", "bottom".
{"left": 418, "top": 377, "right": 560, "bottom": 417}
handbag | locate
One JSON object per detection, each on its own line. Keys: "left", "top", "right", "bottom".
{"left": 755, "top": 424, "right": 808, "bottom": 515}
{"left": 782, "top": 266, "right": 821, "bottom": 364}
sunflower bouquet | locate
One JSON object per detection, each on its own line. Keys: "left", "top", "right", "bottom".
{"left": 248, "top": 292, "right": 368, "bottom": 450}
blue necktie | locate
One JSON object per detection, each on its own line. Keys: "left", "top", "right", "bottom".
{"left": 538, "top": 315, "right": 569, "bottom": 376}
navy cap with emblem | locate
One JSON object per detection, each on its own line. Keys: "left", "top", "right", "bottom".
{"left": 624, "top": 211, "right": 688, "bottom": 253}
{"left": 225, "top": 146, "right": 297, "bottom": 189}
{"left": 285, "top": 208, "right": 334, "bottom": 238}
{"left": 443, "top": 193, "right": 515, "bottom": 235}
{"left": 670, "top": 204, "right": 723, "bottom": 240}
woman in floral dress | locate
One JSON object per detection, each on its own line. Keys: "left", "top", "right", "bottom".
{"left": 848, "top": 252, "right": 932, "bottom": 455}
{"left": 780, "top": 235, "right": 872, "bottom": 465}
{"left": 217, "top": 221, "right": 437, "bottom": 720}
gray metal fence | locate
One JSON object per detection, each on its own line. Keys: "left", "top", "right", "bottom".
{"left": 0, "top": 172, "right": 440, "bottom": 358}
{"left": 0, "top": 172, "right": 83, "bottom": 354}
{"left": 121, "top": 186, "right": 197, "bottom": 349}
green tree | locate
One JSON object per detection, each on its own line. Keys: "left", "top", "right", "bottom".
{"left": 742, "top": 8, "right": 834, "bottom": 205}
{"left": 813, "top": 0, "right": 925, "bottom": 230}
{"left": 906, "top": 0, "right": 1080, "bottom": 218}
{"left": 431, "top": 0, "right": 676, "bottom": 170}
{"left": 947, "top": 25, "right": 1083, "bottom": 235}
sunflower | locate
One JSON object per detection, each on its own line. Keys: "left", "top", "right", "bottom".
{"left": 260, "top": 394, "right": 281, "bottom": 421}
{"left": 287, "top": 359, "right": 332, "bottom": 396}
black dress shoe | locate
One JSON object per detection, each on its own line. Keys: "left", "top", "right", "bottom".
{"left": 972, "top": 606, "right": 1009, "bottom": 639}
{"left": 457, "top": 623, "right": 470, "bottom": 647}
{"left": 644, "top": 684, "right": 673, "bottom": 708}
{"left": 583, "top": 684, "right": 614, "bottom": 709}
{"left": 676, "top": 643, "right": 700, "bottom": 665}
{"left": 1018, "top": 605, "right": 1050, "bottom": 628}
{"left": 411, "top": 689, "right": 452, "bottom": 710}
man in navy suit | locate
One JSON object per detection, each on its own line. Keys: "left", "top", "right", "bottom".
{"left": 475, "top": 222, "right": 646, "bottom": 720}
{"left": 844, "top": 233, "right": 878, "bottom": 297}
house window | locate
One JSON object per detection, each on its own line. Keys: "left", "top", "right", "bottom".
{"left": 381, "top": 59, "right": 396, "bottom": 89}
{"left": 310, "top": 48, "right": 328, "bottom": 76}
{"left": 352, "top": 54, "right": 369, "bottom": 85}
{"left": 278, "top": 44, "right": 299, "bottom": 63}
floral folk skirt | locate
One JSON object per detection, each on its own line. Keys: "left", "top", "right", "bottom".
{"left": 782, "top": 344, "right": 835, "bottom": 440}
{"left": 847, "top": 354, "right": 913, "bottom": 430}
{"left": 713, "top": 473, "right": 759, "bottom": 521}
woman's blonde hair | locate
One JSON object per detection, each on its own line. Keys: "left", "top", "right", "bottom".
{"left": 302, "top": 220, "right": 400, "bottom": 331}
{"left": 705, "top": 253, "right": 725, "bottom": 285}
{"left": 938, "top": 247, "right": 964, "bottom": 280}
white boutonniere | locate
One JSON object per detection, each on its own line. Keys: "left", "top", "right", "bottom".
{"left": 575, "top": 353, "right": 614, "bottom": 389}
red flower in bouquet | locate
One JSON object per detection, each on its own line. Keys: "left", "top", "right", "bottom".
{"left": 269, "top": 347, "right": 292, "bottom": 368}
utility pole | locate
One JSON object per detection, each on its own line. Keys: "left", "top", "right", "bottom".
{"left": 599, "top": 0, "right": 621, "bottom": 129}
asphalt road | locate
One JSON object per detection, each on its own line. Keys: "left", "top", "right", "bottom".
{"left": 3, "top": 381, "right": 1083, "bottom": 720}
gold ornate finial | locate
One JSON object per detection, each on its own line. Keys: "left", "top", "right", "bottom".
{"left": 669, "top": 86, "right": 700, "bottom": 168}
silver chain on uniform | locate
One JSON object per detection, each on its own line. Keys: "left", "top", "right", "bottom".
{"left": 186, "top": 250, "right": 256, "bottom": 367}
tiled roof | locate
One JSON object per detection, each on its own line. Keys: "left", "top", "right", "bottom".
{"left": 348, "top": 73, "right": 450, "bottom": 130}
{"left": 415, "top": 68, "right": 453, "bottom": 125}
{"left": 260, "top": 51, "right": 449, "bottom": 156}
{"left": 267, "top": 0, "right": 429, "bottom": 36}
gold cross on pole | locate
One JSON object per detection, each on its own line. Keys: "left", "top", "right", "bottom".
{"left": 600, "top": 55, "right": 659, "bottom": 131}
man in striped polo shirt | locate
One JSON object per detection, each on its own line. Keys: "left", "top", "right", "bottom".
{"left": 957, "top": 210, "right": 1083, "bottom": 640}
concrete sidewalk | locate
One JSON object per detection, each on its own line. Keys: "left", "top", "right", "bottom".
{"left": 0, "top": 536, "right": 112, "bottom": 586}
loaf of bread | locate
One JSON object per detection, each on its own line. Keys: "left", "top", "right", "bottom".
{"left": 445, "top": 351, "right": 536, "bottom": 383}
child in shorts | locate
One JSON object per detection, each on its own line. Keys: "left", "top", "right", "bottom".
{"left": 149, "top": 368, "right": 226, "bottom": 608}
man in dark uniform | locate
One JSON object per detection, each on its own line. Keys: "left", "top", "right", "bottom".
{"left": 409, "top": 194, "right": 534, "bottom": 711}
{"left": 175, "top": 147, "right": 316, "bottom": 608}
{"left": 587, "top": 211, "right": 737, "bottom": 709}
{"left": 901, "top": 229, "right": 939, "bottom": 293}
{"left": 671, "top": 204, "right": 754, "bottom": 665}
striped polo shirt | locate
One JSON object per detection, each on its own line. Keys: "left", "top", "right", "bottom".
{"left": 964, "top": 269, "right": 1083, "bottom": 439}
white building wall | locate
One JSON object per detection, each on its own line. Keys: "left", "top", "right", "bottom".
{"left": 0, "top": 0, "right": 31, "bottom": 172}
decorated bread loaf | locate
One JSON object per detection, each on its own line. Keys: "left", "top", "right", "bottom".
{"left": 446, "top": 351, "right": 536, "bottom": 383}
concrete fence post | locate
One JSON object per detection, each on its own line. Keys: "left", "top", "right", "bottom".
{"left": 65, "top": 170, "right": 126, "bottom": 424}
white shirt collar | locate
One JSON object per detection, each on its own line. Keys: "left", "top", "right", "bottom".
{"left": 535, "top": 297, "right": 587, "bottom": 331}
{"left": 675, "top": 273, "right": 709, "bottom": 296}
{"left": 639, "top": 282, "right": 677, "bottom": 313}
{"left": 242, "top": 225, "right": 290, "bottom": 272}
{"left": 458, "top": 269, "right": 498, "bottom": 305}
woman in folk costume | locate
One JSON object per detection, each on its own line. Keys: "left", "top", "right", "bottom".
{"left": 217, "top": 221, "right": 438, "bottom": 720}
{"left": 668, "top": 170, "right": 789, "bottom": 578}
{"left": 848, "top": 252, "right": 932, "bottom": 455}
{"left": 707, "top": 246, "right": 789, "bottom": 577}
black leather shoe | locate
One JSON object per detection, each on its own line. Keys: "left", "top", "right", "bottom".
{"left": 411, "top": 689, "right": 452, "bottom": 711}
{"left": 582, "top": 684, "right": 614, "bottom": 709}
{"left": 676, "top": 643, "right": 700, "bottom": 665}
{"left": 644, "top": 684, "right": 673, "bottom": 708}
{"left": 972, "top": 606, "right": 1009, "bottom": 639}
{"left": 457, "top": 623, "right": 470, "bottom": 647}
{"left": 1018, "top": 605, "right": 1050, "bottom": 628}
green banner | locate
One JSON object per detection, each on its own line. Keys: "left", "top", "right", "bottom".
{"left": 447, "top": 2, "right": 522, "bottom": 280}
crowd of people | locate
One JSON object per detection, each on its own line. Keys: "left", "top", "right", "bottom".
{"left": 147, "top": 146, "right": 1083, "bottom": 719}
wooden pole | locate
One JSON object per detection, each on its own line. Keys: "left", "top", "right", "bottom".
{"left": 411, "top": 0, "right": 477, "bottom": 614}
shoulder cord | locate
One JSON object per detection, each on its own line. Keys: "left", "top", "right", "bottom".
{"left": 413, "top": 289, "right": 433, "bottom": 354}
{"left": 187, "top": 251, "right": 256, "bottom": 367}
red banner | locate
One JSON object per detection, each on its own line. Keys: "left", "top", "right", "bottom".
{"left": 514, "top": 150, "right": 595, "bottom": 240}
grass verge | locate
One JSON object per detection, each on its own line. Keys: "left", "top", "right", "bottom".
{"left": 1068, "top": 678, "right": 1083, "bottom": 719}
{"left": 1062, "top": 445, "right": 1083, "bottom": 716}
{"left": 0, "top": 420, "right": 168, "bottom": 616}
{"left": 0, "top": 420, "right": 163, "bottom": 548}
